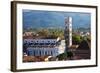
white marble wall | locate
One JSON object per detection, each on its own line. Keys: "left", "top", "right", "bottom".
{"left": 27, "top": 47, "right": 59, "bottom": 57}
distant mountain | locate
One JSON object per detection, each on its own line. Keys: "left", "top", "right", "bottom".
{"left": 23, "top": 10, "right": 91, "bottom": 30}
{"left": 77, "top": 27, "right": 90, "bottom": 32}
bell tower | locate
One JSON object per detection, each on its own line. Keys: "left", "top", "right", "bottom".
{"left": 64, "top": 17, "right": 72, "bottom": 47}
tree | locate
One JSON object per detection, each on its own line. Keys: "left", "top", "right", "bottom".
{"left": 37, "top": 29, "right": 49, "bottom": 37}
{"left": 57, "top": 51, "right": 74, "bottom": 60}
{"left": 57, "top": 53, "right": 67, "bottom": 60}
{"left": 72, "top": 35, "right": 82, "bottom": 45}
{"left": 67, "top": 51, "right": 74, "bottom": 60}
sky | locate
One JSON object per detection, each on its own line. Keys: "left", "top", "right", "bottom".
{"left": 23, "top": 9, "right": 91, "bottom": 30}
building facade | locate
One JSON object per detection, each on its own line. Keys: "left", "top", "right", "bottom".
{"left": 24, "top": 39, "right": 60, "bottom": 57}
